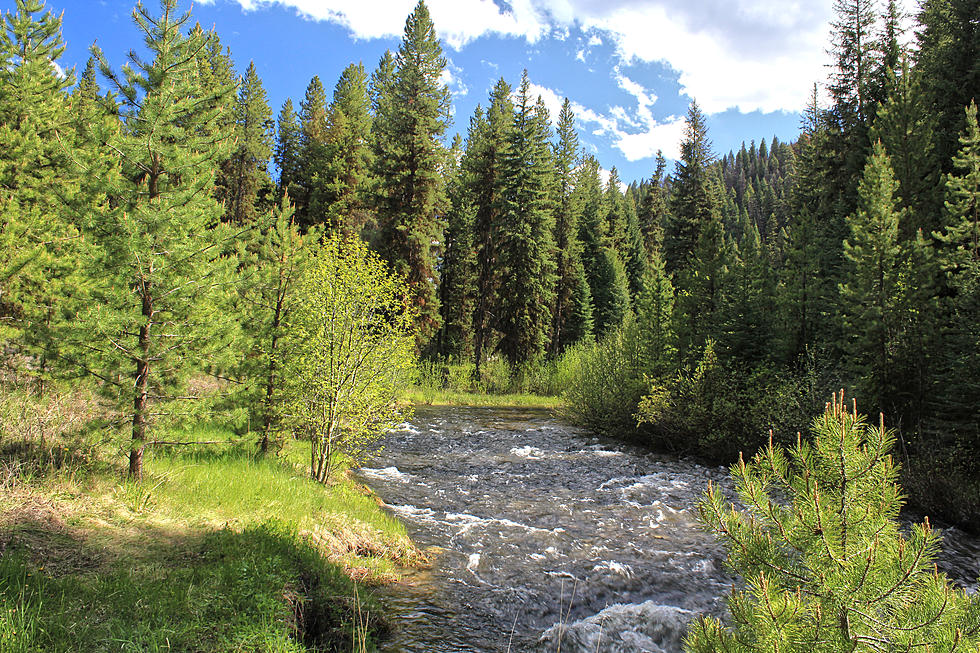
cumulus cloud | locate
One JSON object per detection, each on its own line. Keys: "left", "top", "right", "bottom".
{"left": 526, "top": 81, "right": 683, "bottom": 162}
{"left": 211, "top": 0, "right": 921, "bottom": 116}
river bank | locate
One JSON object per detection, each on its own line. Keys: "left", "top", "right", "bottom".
{"left": 0, "top": 422, "right": 424, "bottom": 651}
{"left": 357, "top": 405, "right": 980, "bottom": 652}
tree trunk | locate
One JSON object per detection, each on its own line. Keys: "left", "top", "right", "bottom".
{"left": 130, "top": 286, "right": 152, "bottom": 480}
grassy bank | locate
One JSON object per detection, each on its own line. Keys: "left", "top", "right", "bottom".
{"left": 404, "top": 387, "right": 563, "bottom": 408}
{"left": 0, "top": 419, "right": 423, "bottom": 652}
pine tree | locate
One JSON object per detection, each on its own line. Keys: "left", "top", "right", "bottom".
{"left": 85, "top": 0, "right": 238, "bottom": 479}
{"left": 216, "top": 61, "right": 274, "bottom": 225}
{"left": 274, "top": 98, "right": 301, "bottom": 201}
{"left": 839, "top": 141, "right": 905, "bottom": 411}
{"left": 623, "top": 192, "right": 647, "bottom": 305}
{"left": 495, "top": 73, "right": 557, "bottom": 366}
{"left": 869, "top": 56, "right": 941, "bottom": 239}
{"left": 468, "top": 79, "right": 513, "bottom": 375}
{"left": 237, "top": 194, "right": 314, "bottom": 453}
{"left": 437, "top": 134, "right": 476, "bottom": 359}
{"left": 688, "top": 393, "right": 980, "bottom": 651}
{"left": 916, "top": 0, "right": 980, "bottom": 175}
{"left": 635, "top": 250, "right": 675, "bottom": 375}
{"left": 721, "top": 215, "right": 775, "bottom": 363}
{"left": 637, "top": 151, "right": 669, "bottom": 258}
{"left": 550, "top": 97, "right": 592, "bottom": 353}
{"left": 322, "top": 62, "right": 373, "bottom": 237}
{"left": 296, "top": 75, "right": 329, "bottom": 227}
{"left": 0, "top": 0, "right": 83, "bottom": 384}
{"left": 933, "top": 102, "right": 980, "bottom": 425}
{"left": 372, "top": 0, "right": 449, "bottom": 347}
{"left": 666, "top": 101, "right": 715, "bottom": 274}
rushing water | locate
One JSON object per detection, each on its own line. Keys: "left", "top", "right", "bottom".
{"left": 354, "top": 406, "right": 980, "bottom": 653}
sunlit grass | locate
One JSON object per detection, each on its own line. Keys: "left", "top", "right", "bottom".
{"left": 403, "top": 387, "right": 563, "bottom": 408}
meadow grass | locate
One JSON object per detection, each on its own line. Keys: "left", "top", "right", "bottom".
{"left": 403, "top": 387, "right": 564, "bottom": 409}
{"left": 0, "top": 418, "right": 421, "bottom": 652}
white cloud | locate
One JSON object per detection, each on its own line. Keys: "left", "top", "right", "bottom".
{"left": 527, "top": 81, "right": 684, "bottom": 162}
{"left": 440, "top": 59, "right": 469, "bottom": 98}
{"left": 209, "top": 0, "right": 550, "bottom": 48}
{"left": 213, "top": 0, "right": 922, "bottom": 115}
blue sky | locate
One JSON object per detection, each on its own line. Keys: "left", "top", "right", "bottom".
{"left": 54, "top": 0, "right": 913, "bottom": 184}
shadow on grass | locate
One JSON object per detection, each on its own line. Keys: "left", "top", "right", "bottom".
{"left": 0, "top": 514, "right": 388, "bottom": 652}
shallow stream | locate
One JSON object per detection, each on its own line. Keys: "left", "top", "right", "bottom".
{"left": 354, "top": 406, "right": 980, "bottom": 652}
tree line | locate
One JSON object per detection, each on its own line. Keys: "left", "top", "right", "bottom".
{"left": 2, "top": 0, "right": 979, "bottom": 528}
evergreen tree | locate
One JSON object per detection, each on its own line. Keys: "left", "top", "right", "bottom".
{"left": 839, "top": 141, "right": 905, "bottom": 411}
{"left": 468, "top": 79, "right": 513, "bottom": 375}
{"left": 603, "top": 167, "right": 627, "bottom": 250}
{"left": 916, "top": 0, "right": 980, "bottom": 175}
{"left": 0, "top": 0, "right": 82, "bottom": 384}
{"left": 372, "top": 0, "right": 449, "bottom": 347}
{"left": 322, "top": 63, "right": 373, "bottom": 237}
{"left": 437, "top": 134, "right": 476, "bottom": 359}
{"left": 688, "top": 394, "right": 980, "bottom": 651}
{"left": 721, "top": 215, "right": 775, "bottom": 363}
{"left": 636, "top": 151, "right": 669, "bottom": 258}
{"left": 216, "top": 61, "right": 274, "bottom": 225}
{"left": 666, "top": 101, "right": 715, "bottom": 274}
{"left": 85, "top": 0, "right": 237, "bottom": 479}
{"left": 549, "top": 97, "right": 592, "bottom": 353}
{"left": 237, "top": 194, "right": 314, "bottom": 453}
{"left": 495, "top": 73, "right": 557, "bottom": 366}
{"left": 870, "top": 56, "right": 941, "bottom": 239}
{"left": 274, "top": 98, "right": 301, "bottom": 201}
{"left": 296, "top": 75, "right": 329, "bottom": 227}
{"left": 622, "top": 192, "right": 647, "bottom": 305}
{"left": 635, "top": 250, "right": 675, "bottom": 375}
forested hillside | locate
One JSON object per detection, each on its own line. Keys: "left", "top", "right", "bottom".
{"left": 1, "top": 0, "right": 979, "bottom": 531}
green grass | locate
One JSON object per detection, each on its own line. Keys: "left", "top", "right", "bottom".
{"left": 0, "top": 421, "right": 422, "bottom": 652}
{"left": 403, "top": 387, "right": 563, "bottom": 408}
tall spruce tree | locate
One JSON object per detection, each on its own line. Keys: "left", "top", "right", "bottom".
{"left": 372, "top": 0, "right": 449, "bottom": 347}
{"left": 637, "top": 151, "right": 669, "bottom": 258}
{"left": 549, "top": 97, "right": 592, "bottom": 353}
{"left": 839, "top": 141, "right": 905, "bottom": 411}
{"left": 296, "top": 75, "right": 330, "bottom": 227}
{"left": 468, "top": 79, "right": 513, "bottom": 375}
{"left": 666, "top": 101, "right": 715, "bottom": 274}
{"left": 274, "top": 98, "right": 301, "bottom": 201}
{"left": 85, "top": 0, "right": 237, "bottom": 479}
{"left": 322, "top": 63, "right": 373, "bottom": 237}
{"left": 437, "top": 134, "right": 476, "bottom": 359}
{"left": 495, "top": 74, "right": 557, "bottom": 367}
{"left": 216, "top": 61, "right": 273, "bottom": 225}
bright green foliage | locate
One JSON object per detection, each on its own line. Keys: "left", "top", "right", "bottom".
{"left": 372, "top": 0, "right": 450, "bottom": 347}
{"left": 666, "top": 101, "right": 715, "bottom": 273}
{"left": 839, "top": 141, "right": 905, "bottom": 409}
{"left": 216, "top": 61, "right": 274, "bottom": 225}
{"left": 85, "top": 0, "right": 237, "bottom": 479}
{"left": 437, "top": 134, "right": 476, "bottom": 359}
{"left": 280, "top": 235, "right": 416, "bottom": 484}
{"left": 468, "top": 79, "right": 514, "bottom": 375}
{"left": 236, "top": 195, "right": 315, "bottom": 452}
{"left": 495, "top": 73, "right": 557, "bottom": 366}
{"left": 687, "top": 394, "right": 980, "bottom": 651}
{"left": 322, "top": 63, "right": 374, "bottom": 237}
{"left": 368, "top": 49, "right": 395, "bottom": 117}
{"left": 550, "top": 97, "right": 592, "bottom": 353}
{"left": 592, "top": 247, "right": 631, "bottom": 338}
{"left": 870, "top": 57, "right": 941, "bottom": 238}
{"left": 274, "top": 98, "right": 301, "bottom": 201}
{"left": 0, "top": 0, "right": 80, "bottom": 377}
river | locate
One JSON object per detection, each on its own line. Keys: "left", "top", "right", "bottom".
{"left": 354, "top": 405, "right": 980, "bottom": 653}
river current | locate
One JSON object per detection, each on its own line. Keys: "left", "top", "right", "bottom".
{"left": 353, "top": 406, "right": 980, "bottom": 653}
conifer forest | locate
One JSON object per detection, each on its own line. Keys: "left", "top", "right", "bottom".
{"left": 2, "top": 0, "right": 980, "bottom": 650}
